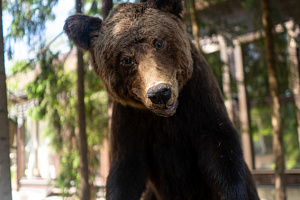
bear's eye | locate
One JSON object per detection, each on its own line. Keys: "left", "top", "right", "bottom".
{"left": 154, "top": 40, "right": 164, "bottom": 50}
{"left": 122, "top": 57, "right": 134, "bottom": 66}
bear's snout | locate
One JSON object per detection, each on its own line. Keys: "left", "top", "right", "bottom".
{"left": 146, "top": 83, "right": 172, "bottom": 105}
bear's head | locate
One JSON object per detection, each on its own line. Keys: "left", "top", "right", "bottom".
{"left": 64, "top": 0, "right": 193, "bottom": 117}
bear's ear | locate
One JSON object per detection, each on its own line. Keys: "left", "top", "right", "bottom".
{"left": 141, "top": 0, "right": 183, "bottom": 17}
{"left": 64, "top": 14, "right": 102, "bottom": 51}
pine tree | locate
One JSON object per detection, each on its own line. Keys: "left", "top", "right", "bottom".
{"left": 260, "top": 0, "right": 286, "bottom": 199}
{"left": 0, "top": 0, "right": 13, "bottom": 199}
{"left": 76, "top": 0, "right": 91, "bottom": 199}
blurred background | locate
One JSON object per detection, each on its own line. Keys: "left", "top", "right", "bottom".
{"left": 0, "top": 0, "right": 300, "bottom": 199}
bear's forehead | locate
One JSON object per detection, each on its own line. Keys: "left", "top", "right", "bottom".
{"left": 104, "top": 3, "right": 179, "bottom": 39}
{"left": 96, "top": 3, "right": 186, "bottom": 60}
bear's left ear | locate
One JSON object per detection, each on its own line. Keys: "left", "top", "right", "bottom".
{"left": 64, "top": 14, "right": 102, "bottom": 51}
{"left": 141, "top": 0, "right": 183, "bottom": 17}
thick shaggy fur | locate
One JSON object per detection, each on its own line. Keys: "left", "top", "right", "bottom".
{"left": 64, "top": 0, "right": 259, "bottom": 199}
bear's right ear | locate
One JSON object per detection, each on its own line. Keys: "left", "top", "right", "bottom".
{"left": 141, "top": 0, "right": 183, "bottom": 17}
{"left": 64, "top": 14, "right": 102, "bottom": 51}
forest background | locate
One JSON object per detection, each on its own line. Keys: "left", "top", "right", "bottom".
{"left": 0, "top": 0, "right": 300, "bottom": 200}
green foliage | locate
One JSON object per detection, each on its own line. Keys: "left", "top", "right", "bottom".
{"left": 4, "top": 0, "right": 111, "bottom": 196}
{"left": 281, "top": 103, "right": 300, "bottom": 169}
{"left": 114, "top": 0, "right": 138, "bottom": 3}
{"left": 25, "top": 50, "right": 74, "bottom": 151}
{"left": 243, "top": 33, "right": 300, "bottom": 169}
{"left": 6, "top": 0, "right": 58, "bottom": 39}
{"left": 202, "top": 51, "right": 223, "bottom": 91}
{"left": 4, "top": 0, "right": 58, "bottom": 57}
{"left": 21, "top": 49, "right": 108, "bottom": 194}
{"left": 85, "top": 0, "right": 102, "bottom": 16}
{"left": 185, "top": 0, "right": 250, "bottom": 38}
{"left": 10, "top": 60, "right": 30, "bottom": 74}
{"left": 56, "top": 148, "right": 80, "bottom": 195}
{"left": 251, "top": 103, "right": 300, "bottom": 169}
{"left": 241, "top": 0, "right": 260, "bottom": 11}
{"left": 84, "top": 58, "right": 108, "bottom": 145}
{"left": 203, "top": 0, "right": 226, "bottom": 3}
{"left": 242, "top": 0, "right": 290, "bottom": 28}
{"left": 251, "top": 107, "right": 272, "bottom": 139}
{"left": 242, "top": 33, "right": 289, "bottom": 106}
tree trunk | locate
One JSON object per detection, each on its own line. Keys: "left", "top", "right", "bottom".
{"left": 190, "top": 0, "right": 201, "bottom": 53}
{"left": 286, "top": 20, "right": 300, "bottom": 151}
{"left": 0, "top": 1, "right": 13, "bottom": 199}
{"left": 101, "top": 0, "right": 114, "bottom": 170}
{"left": 76, "top": 0, "right": 90, "bottom": 199}
{"left": 260, "top": 0, "right": 286, "bottom": 199}
{"left": 102, "top": 0, "right": 113, "bottom": 19}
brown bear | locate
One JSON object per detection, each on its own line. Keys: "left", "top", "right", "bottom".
{"left": 64, "top": 0, "right": 259, "bottom": 199}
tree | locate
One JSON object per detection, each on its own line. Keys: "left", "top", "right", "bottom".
{"left": 286, "top": 20, "right": 300, "bottom": 151}
{"left": 5, "top": 0, "right": 109, "bottom": 198}
{"left": 189, "top": 0, "right": 201, "bottom": 52}
{"left": 75, "top": 0, "right": 91, "bottom": 199}
{"left": 260, "top": 0, "right": 286, "bottom": 199}
{"left": 102, "top": 0, "right": 113, "bottom": 19}
{"left": 101, "top": 0, "right": 113, "bottom": 170}
{"left": 20, "top": 49, "right": 107, "bottom": 198}
{"left": 0, "top": 1, "right": 13, "bottom": 199}
{"left": 4, "top": 0, "right": 59, "bottom": 57}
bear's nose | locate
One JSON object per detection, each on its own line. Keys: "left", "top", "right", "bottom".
{"left": 146, "top": 83, "right": 172, "bottom": 105}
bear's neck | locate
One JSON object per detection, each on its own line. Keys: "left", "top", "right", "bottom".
{"left": 177, "top": 43, "right": 229, "bottom": 121}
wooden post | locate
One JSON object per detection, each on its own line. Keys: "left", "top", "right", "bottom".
{"left": 100, "top": 137, "right": 110, "bottom": 182}
{"left": 16, "top": 105, "right": 25, "bottom": 191}
{"left": 233, "top": 40, "right": 254, "bottom": 170}
{"left": 218, "top": 36, "right": 233, "bottom": 122}
{"left": 16, "top": 126, "right": 22, "bottom": 190}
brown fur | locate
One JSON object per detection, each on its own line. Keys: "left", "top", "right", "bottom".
{"left": 94, "top": 4, "right": 193, "bottom": 114}
{"left": 64, "top": 1, "right": 259, "bottom": 199}
{"left": 64, "top": 3, "right": 192, "bottom": 115}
